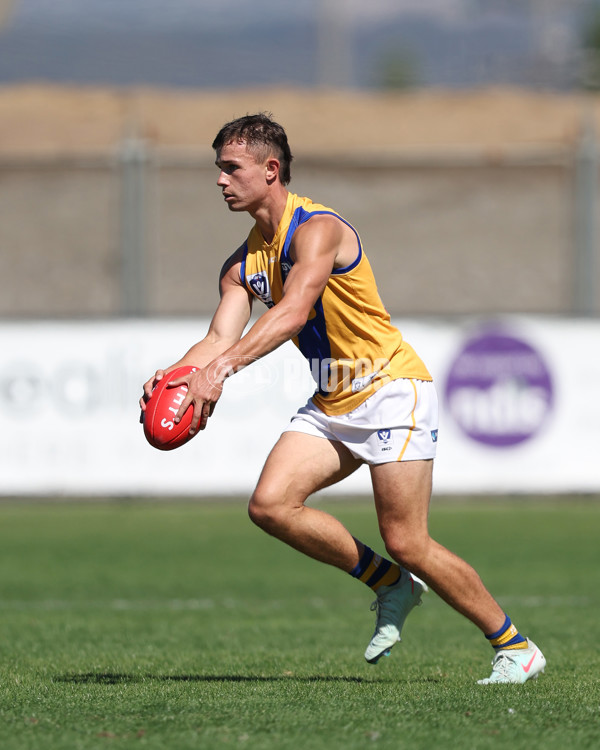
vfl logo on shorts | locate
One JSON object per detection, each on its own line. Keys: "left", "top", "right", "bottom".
{"left": 431, "top": 429, "right": 438, "bottom": 443}
{"left": 247, "top": 272, "right": 274, "bottom": 308}
{"left": 377, "top": 429, "right": 393, "bottom": 451}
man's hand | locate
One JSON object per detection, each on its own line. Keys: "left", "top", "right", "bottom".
{"left": 139, "top": 369, "right": 166, "bottom": 415}
{"left": 168, "top": 366, "right": 224, "bottom": 434}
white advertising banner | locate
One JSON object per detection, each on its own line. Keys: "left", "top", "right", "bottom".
{"left": 1, "top": 317, "right": 599, "bottom": 496}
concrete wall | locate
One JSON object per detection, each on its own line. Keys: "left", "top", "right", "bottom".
{"left": 0, "top": 151, "right": 591, "bottom": 318}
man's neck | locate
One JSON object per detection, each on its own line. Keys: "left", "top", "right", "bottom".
{"left": 251, "top": 188, "right": 290, "bottom": 245}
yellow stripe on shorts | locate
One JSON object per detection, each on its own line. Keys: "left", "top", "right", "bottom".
{"left": 396, "top": 379, "right": 418, "bottom": 461}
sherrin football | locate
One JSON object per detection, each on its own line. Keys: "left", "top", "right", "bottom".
{"left": 143, "top": 365, "right": 198, "bottom": 451}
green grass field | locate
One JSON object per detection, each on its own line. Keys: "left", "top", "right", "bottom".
{"left": 0, "top": 497, "right": 598, "bottom": 750}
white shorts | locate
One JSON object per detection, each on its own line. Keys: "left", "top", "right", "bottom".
{"left": 282, "top": 378, "right": 439, "bottom": 465}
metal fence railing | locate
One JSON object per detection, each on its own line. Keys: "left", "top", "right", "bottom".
{"left": 1, "top": 133, "right": 598, "bottom": 319}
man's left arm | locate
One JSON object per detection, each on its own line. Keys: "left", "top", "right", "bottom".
{"left": 175, "top": 215, "right": 346, "bottom": 432}
{"left": 209, "top": 215, "right": 346, "bottom": 377}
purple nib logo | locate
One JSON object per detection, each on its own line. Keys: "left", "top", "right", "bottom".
{"left": 445, "top": 329, "right": 554, "bottom": 447}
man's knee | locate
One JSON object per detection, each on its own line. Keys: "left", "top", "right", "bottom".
{"left": 248, "top": 485, "right": 294, "bottom": 534}
{"left": 247, "top": 489, "right": 272, "bottom": 530}
{"left": 381, "top": 529, "right": 430, "bottom": 573}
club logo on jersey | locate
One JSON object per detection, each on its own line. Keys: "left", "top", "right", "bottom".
{"left": 247, "top": 272, "right": 274, "bottom": 308}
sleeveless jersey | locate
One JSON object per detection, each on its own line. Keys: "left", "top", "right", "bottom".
{"left": 240, "top": 192, "right": 431, "bottom": 416}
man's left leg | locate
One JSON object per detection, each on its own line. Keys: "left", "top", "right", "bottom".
{"left": 367, "top": 459, "right": 546, "bottom": 683}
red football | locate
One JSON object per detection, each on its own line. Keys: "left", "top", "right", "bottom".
{"left": 143, "top": 365, "right": 198, "bottom": 451}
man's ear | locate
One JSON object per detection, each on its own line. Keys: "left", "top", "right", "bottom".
{"left": 265, "top": 157, "right": 280, "bottom": 183}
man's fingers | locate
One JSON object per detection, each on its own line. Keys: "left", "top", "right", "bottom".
{"left": 141, "top": 369, "right": 166, "bottom": 406}
{"left": 188, "top": 401, "right": 205, "bottom": 435}
{"left": 166, "top": 371, "right": 217, "bottom": 433}
{"left": 165, "top": 375, "right": 187, "bottom": 389}
{"left": 165, "top": 375, "right": 192, "bottom": 424}
{"left": 199, "top": 404, "right": 212, "bottom": 431}
{"left": 174, "top": 389, "right": 194, "bottom": 424}
{"left": 187, "top": 401, "right": 212, "bottom": 434}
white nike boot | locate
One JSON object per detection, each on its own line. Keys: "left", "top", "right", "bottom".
{"left": 364, "top": 569, "right": 427, "bottom": 664}
{"left": 478, "top": 639, "right": 546, "bottom": 684}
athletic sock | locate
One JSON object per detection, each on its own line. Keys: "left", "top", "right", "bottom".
{"left": 349, "top": 542, "right": 402, "bottom": 592}
{"left": 486, "top": 614, "right": 528, "bottom": 651}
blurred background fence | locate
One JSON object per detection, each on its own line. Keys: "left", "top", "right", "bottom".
{"left": 2, "top": 0, "right": 600, "bottom": 321}
{"left": 1, "top": 125, "right": 598, "bottom": 319}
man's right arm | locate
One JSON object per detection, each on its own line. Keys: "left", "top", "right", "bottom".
{"left": 174, "top": 246, "right": 253, "bottom": 369}
{"left": 140, "top": 246, "right": 252, "bottom": 406}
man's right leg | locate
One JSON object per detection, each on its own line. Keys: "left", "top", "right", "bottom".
{"left": 248, "top": 430, "right": 427, "bottom": 663}
{"left": 247, "top": 431, "right": 364, "bottom": 570}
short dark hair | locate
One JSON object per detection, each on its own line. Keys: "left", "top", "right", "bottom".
{"left": 212, "top": 113, "right": 294, "bottom": 185}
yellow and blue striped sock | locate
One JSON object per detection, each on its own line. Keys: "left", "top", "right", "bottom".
{"left": 349, "top": 542, "right": 401, "bottom": 592}
{"left": 486, "top": 614, "right": 528, "bottom": 651}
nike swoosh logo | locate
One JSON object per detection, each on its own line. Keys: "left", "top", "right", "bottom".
{"left": 522, "top": 650, "right": 538, "bottom": 673}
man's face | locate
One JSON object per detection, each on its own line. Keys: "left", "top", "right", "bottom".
{"left": 215, "top": 140, "right": 269, "bottom": 213}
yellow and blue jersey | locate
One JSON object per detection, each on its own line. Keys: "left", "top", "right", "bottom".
{"left": 240, "top": 192, "right": 431, "bottom": 415}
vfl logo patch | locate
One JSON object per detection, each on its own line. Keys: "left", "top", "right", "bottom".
{"left": 377, "top": 428, "right": 393, "bottom": 452}
{"left": 431, "top": 429, "right": 438, "bottom": 443}
{"left": 247, "top": 272, "right": 274, "bottom": 308}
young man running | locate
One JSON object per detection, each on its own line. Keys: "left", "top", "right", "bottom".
{"left": 141, "top": 113, "right": 545, "bottom": 684}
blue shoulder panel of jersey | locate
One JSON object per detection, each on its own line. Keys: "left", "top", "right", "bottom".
{"left": 280, "top": 207, "right": 362, "bottom": 279}
{"left": 280, "top": 206, "right": 306, "bottom": 281}
{"left": 239, "top": 241, "right": 249, "bottom": 288}
{"left": 280, "top": 207, "right": 333, "bottom": 387}
{"left": 296, "top": 297, "right": 332, "bottom": 395}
